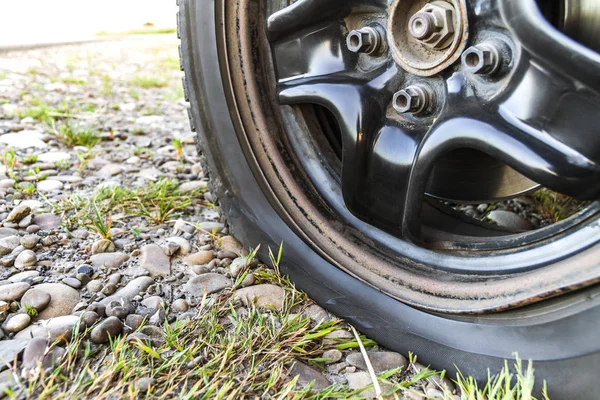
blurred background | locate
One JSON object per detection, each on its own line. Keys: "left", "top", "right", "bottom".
{"left": 0, "top": 0, "right": 178, "bottom": 49}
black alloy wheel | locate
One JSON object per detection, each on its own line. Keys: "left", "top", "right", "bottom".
{"left": 177, "top": 0, "right": 600, "bottom": 397}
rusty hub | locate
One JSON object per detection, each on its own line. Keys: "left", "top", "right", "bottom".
{"left": 388, "top": 0, "right": 469, "bottom": 76}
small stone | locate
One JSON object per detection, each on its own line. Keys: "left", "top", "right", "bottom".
{"left": 21, "top": 288, "right": 51, "bottom": 312}
{"left": 346, "top": 371, "right": 392, "bottom": 399}
{"left": 166, "top": 237, "right": 191, "bottom": 255}
{"left": 303, "top": 304, "right": 330, "bottom": 323}
{"left": 289, "top": 361, "right": 330, "bottom": 392}
{"left": 0, "top": 179, "right": 15, "bottom": 189}
{"left": 426, "top": 388, "right": 445, "bottom": 399}
{"left": 0, "top": 282, "right": 30, "bottom": 301}
{"left": 241, "top": 273, "right": 255, "bottom": 287}
{"left": 192, "top": 265, "right": 210, "bottom": 275}
{"left": 140, "top": 244, "right": 170, "bottom": 277}
{"left": 178, "top": 180, "right": 208, "bottom": 193}
{"left": 183, "top": 251, "right": 214, "bottom": 266}
{"left": 21, "top": 337, "right": 49, "bottom": 371}
{"left": 105, "top": 301, "right": 131, "bottom": 319}
{"left": 173, "top": 219, "right": 195, "bottom": 234}
{"left": 323, "top": 330, "right": 354, "bottom": 346}
{"left": 41, "top": 235, "right": 59, "bottom": 246}
{"left": 234, "top": 284, "right": 286, "bottom": 310}
{"left": 91, "top": 239, "right": 116, "bottom": 255}
{"left": 149, "top": 308, "right": 165, "bottom": 326}
{"left": 82, "top": 311, "right": 99, "bottom": 327}
{"left": 199, "top": 221, "right": 224, "bottom": 232}
{"left": 20, "top": 235, "right": 40, "bottom": 249}
{"left": 90, "top": 252, "right": 130, "bottom": 269}
{"left": 34, "top": 283, "right": 81, "bottom": 320}
{"left": 18, "top": 214, "right": 33, "bottom": 228}
{"left": 136, "top": 377, "right": 156, "bottom": 392}
{"left": 37, "top": 180, "right": 63, "bottom": 192}
{"left": 487, "top": 210, "right": 534, "bottom": 231}
{"left": 125, "top": 314, "right": 145, "bottom": 331}
{"left": 171, "top": 299, "right": 189, "bottom": 313}
{"left": 142, "top": 296, "right": 165, "bottom": 310}
{"left": 90, "top": 316, "right": 123, "bottom": 344}
{"left": 101, "top": 283, "right": 117, "bottom": 296}
{"left": 8, "top": 271, "right": 39, "bottom": 283}
{"left": 183, "top": 273, "right": 232, "bottom": 296}
{"left": 0, "top": 340, "right": 28, "bottom": 366}
{"left": 322, "top": 349, "right": 343, "bottom": 364}
{"left": 97, "top": 164, "right": 122, "bottom": 177}
{"left": 100, "top": 276, "right": 154, "bottom": 305}
{"left": 219, "top": 236, "right": 243, "bottom": 255}
{"left": 77, "top": 265, "right": 94, "bottom": 276}
{"left": 0, "top": 131, "right": 47, "bottom": 149}
{"left": 14, "top": 250, "right": 36, "bottom": 268}
{"left": 32, "top": 213, "right": 62, "bottom": 230}
{"left": 76, "top": 273, "right": 91, "bottom": 285}
{"left": 6, "top": 204, "right": 31, "bottom": 223}
{"left": 5, "top": 313, "right": 31, "bottom": 332}
{"left": 346, "top": 351, "right": 408, "bottom": 374}
{"left": 0, "top": 235, "right": 20, "bottom": 255}
{"left": 62, "top": 277, "right": 82, "bottom": 289}
{"left": 87, "top": 280, "right": 104, "bottom": 293}
{"left": 229, "top": 257, "right": 247, "bottom": 278}
{"left": 37, "top": 151, "right": 71, "bottom": 163}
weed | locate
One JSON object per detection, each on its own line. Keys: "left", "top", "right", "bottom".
{"left": 24, "top": 305, "right": 38, "bottom": 318}
{"left": 172, "top": 138, "right": 183, "bottom": 160}
{"left": 1, "top": 149, "right": 17, "bottom": 176}
{"left": 87, "top": 202, "right": 112, "bottom": 240}
{"left": 532, "top": 188, "right": 587, "bottom": 223}
{"left": 54, "top": 159, "right": 71, "bottom": 171}
{"left": 101, "top": 74, "right": 113, "bottom": 96}
{"left": 133, "top": 146, "right": 154, "bottom": 158}
{"left": 80, "top": 103, "right": 96, "bottom": 113}
{"left": 21, "top": 154, "right": 38, "bottom": 165}
{"left": 129, "top": 89, "right": 141, "bottom": 99}
{"left": 18, "top": 183, "right": 36, "bottom": 196}
{"left": 128, "top": 179, "right": 193, "bottom": 223}
{"left": 60, "top": 76, "right": 86, "bottom": 85}
{"left": 129, "top": 75, "right": 168, "bottom": 89}
{"left": 50, "top": 119, "right": 100, "bottom": 148}
{"left": 131, "top": 127, "right": 146, "bottom": 136}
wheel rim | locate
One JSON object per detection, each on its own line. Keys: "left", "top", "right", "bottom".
{"left": 216, "top": 0, "right": 600, "bottom": 312}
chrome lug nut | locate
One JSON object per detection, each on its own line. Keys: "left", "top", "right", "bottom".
{"left": 461, "top": 42, "right": 503, "bottom": 75}
{"left": 346, "top": 26, "right": 386, "bottom": 55}
{"left": 393, "top": 84, "right": 433, "bottom": 115}
{"left": 407, "top": 1, "right": 456, "bottom": 50}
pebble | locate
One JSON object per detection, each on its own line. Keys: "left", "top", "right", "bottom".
{"left": 0, "top": 235, "right": 20, "bottom": 255}
{"left": 173, "top": 219, "right": 195, "bottom": 234}
{"left": 32, "top": 213, "right": 62, "bottom": 230}
{"left": 8, "top": 271, "right": 39, "bottom": 283}
{"left": 487, "top": 210, "right": 534, "bottom": 231}
{"left": 14, "top": 249, "right": 36, "bottom": 268}
{"left": 16, "top": 315, "right": 82, "bottom": 343}
{"left": 87, "top": 280, "right": 104, "bottom": 293}
{"left": 192, "top": 265, "right": 210, "bottom": 275}
{"left": 20, "top": 288, "right": 51, "bottom": 311}
{"left": 199, "top": 221, "right": 224, "bottom": 232}
{"left": 90, "top": 316, "right": 124, "bottom": 344}
{"left": 0, "top": 340, "right": 29, "bottom": 366}
{"left": 100, "top": 276, "right": 154, "bottom": 305}
{"left": 90, "top": 252, "right": 130, "bottom": 269}
{"left": 37, "top": 180, "right": 64, "bottom": 192}
{"left": 105, "top": 301, "right": 131, "bottom": 320}
{"left": 5, "top": 313, "right": 31, "bottom": 332}
{"left": 82, "top": 311, "right": 100, "bottom": 327}
{"left": 97, "top": 164, "right": 122, "bottom": 177}
{"left": 91, "top": 239, "right": 116, "bottom": 255}
{"left": 183, "top": 273, "right": 232, "bottom": 296}
{"left": 62, "top": 277, "right": 82, "bottom": 289}
{"left": 101, "top": 283, "right": 117, "bottom": 296}
{"left": 346, "top": 371, "right": 391, "bottom": 399}
{"left": 125, "top": 314, "right": 145, "bottom": 331}
{"left": 34, "top": 283, "right": 81, "bottom": 320}
{"left": 41, "top": 235, "right": 59, "bottom": 246}
{"left": 323, "top": 330, "right": 353, "bottom": 346}
{"left": 18, "top": 214, "right": 33, "bottom": 228}
{"left": 289, "top": 361, "right": 330, "bottom": 392}
{"left": 6, "top": 204, "right": 31, "bottom": 223}
{"left": 20, "top": 235, "right": 40, "bottom": 249}
{"left": 77, "top": 265, "right": 94, "bottom": 276}
{"left": 0, "top": 179, "right": 15, "bottom": 189}
{"left": 136, "top": 377, "right": 156, "bottom": 392}
{"left": 140, "top": 244, "right": 171, "bottom": 277}
{"left": 229, "top": 257, "right": 247, "bottom": 278}
{"left": 171, "top": 299, "right": 189, "bottom": 313}
{"left": 219, "top": 236, "right": 243, "bottom": 255}
{"left": 322, "top": 349, "right": 343, "bottom": 364}
{"left": 142, "top": 296, "right": 165, "bottom": 310}
{"left": 0, "top": 282, "right": 30, "bottom": 301}
{"left": 346, "top": 351, "right": 408, "bottom": 373}
{"left": 166, "top": 237, "right": 191, "bottom": 255}
{"left": 241, "top": 273, "right": 255, "bottom": 287}
{"left": 234, "top": 284, "right": 286, "bottom": 310}
{"left": 183, "top": 251, "right": 214, "bottom": 266}
{"left": 178, "top": 180, "right": 208, "bottom": 193}
{"left": 37, "top": 151, "right": 71, "bottom": 163}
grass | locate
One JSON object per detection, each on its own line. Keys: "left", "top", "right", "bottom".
{"left": 51, "top": 178, "right": 205, "bottom": 229}
{"left": 532, "top": 188, "right": 587, "bottom": 223}
{"left": 21, "top": 154, "right": 39, "bottom": 165}
{"left": 50, "top": 119, "right": 101, "bottom": 148}
{"left": 130, "top": 75, "right": 168, "bottom": 89}
{"left": 2, "top": 247, "right": 551, "bottom": 399}
{"left": 87, "top": 202, "right": 113, "bottom": 240}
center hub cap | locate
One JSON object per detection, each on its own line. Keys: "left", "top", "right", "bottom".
{"left": 388, "top": 0, "right": 469, "bottom": 76}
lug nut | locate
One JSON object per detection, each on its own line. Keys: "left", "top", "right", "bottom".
{"left": 407, "top": 1, "right": 456, "bottom": 50}
{"left": 346, "top": 26, "right": 386, "bottom": 55}
{"left": 461, "top": 42, "right": 502, "bottom": 75}
{"left": 393, "top": 84, "right": 433, "bottom": 115}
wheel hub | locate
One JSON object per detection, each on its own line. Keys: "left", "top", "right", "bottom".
{"left": 388, "top": 0, "right": 469, "bottom": 76}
